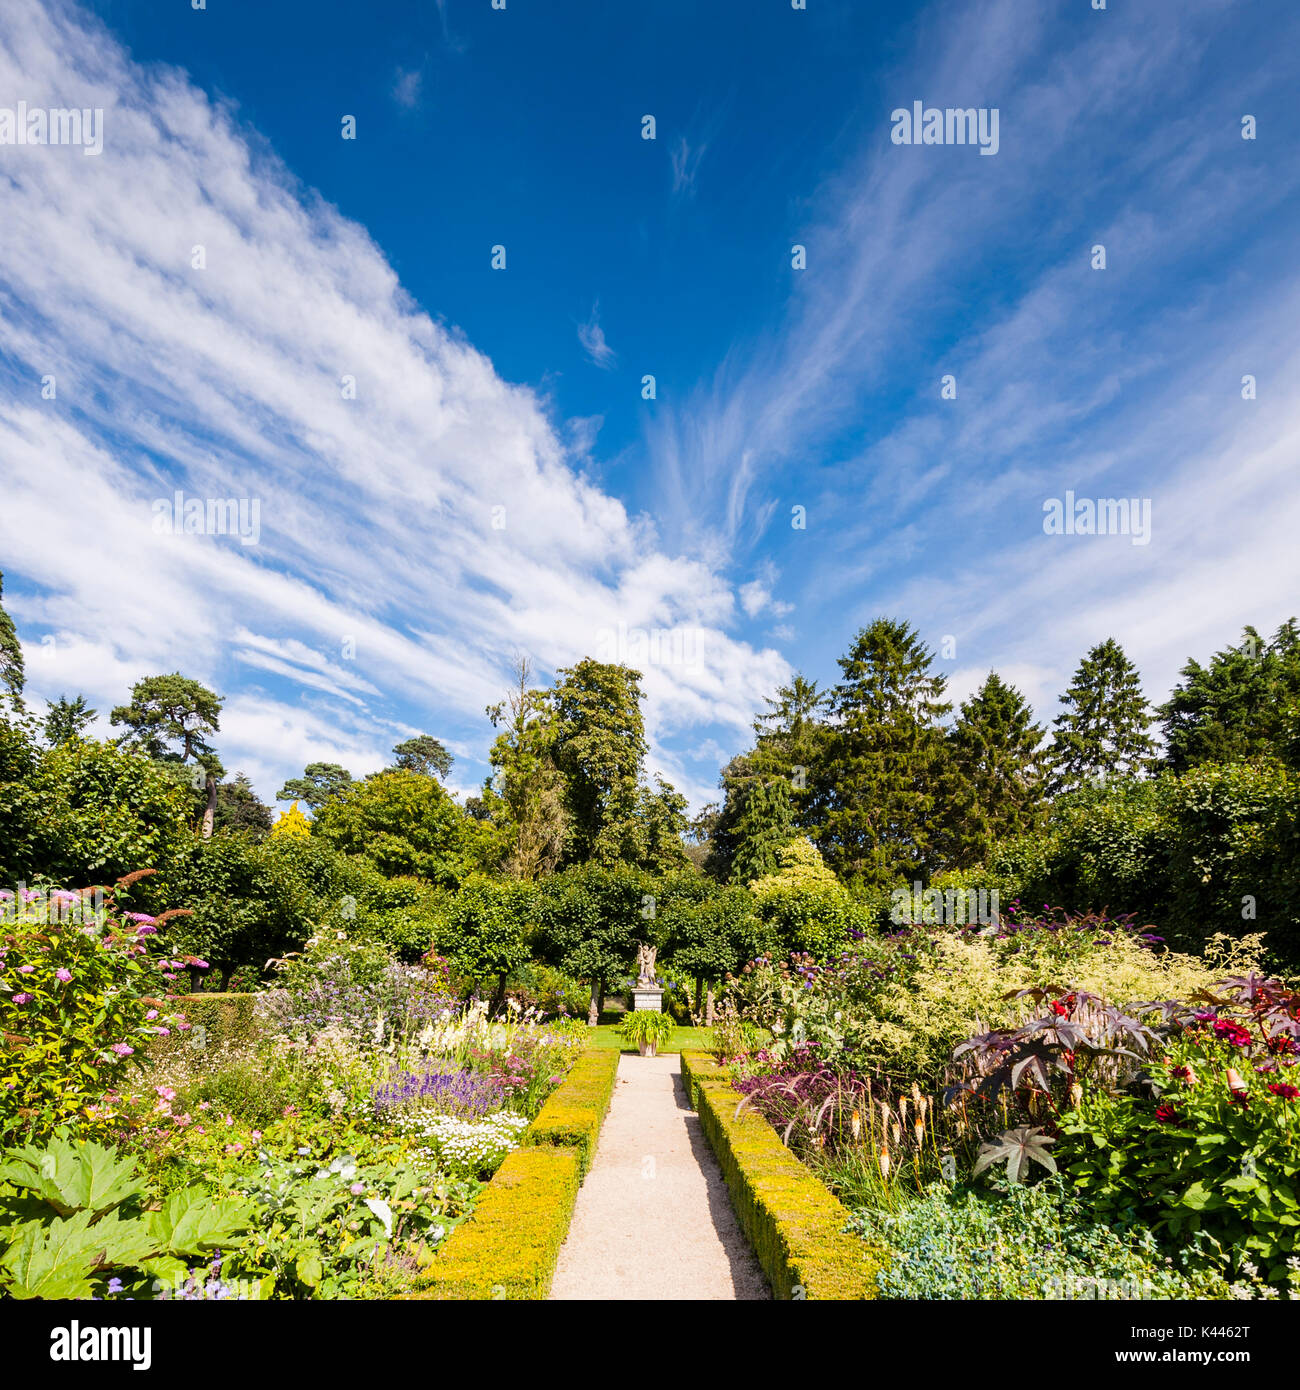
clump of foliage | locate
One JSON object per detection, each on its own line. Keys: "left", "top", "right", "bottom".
{"left": 0, "top": 872, "right": 204, "bottom": 1144}
{"left": 848, "top": 1180, "right": 1250, "bottom": 1301}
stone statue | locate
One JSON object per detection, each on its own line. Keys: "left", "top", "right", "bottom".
{"left": 635, "top": 943, "right": 657, "bottom": 988}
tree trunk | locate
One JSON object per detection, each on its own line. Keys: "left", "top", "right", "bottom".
{"left": 489, "top": 973, "right": 508, "bottom": 1017}
{"left": 587, "top": 980, "right": 600, "bottom": 1028}
{"left": 201, "top": 773, "right": 217, "bottom": 841}
{"left": 694, "top": 974, "right": 704, "bottom": 1019}
{"left": 705, "top": 985, "right": 715, "bottom": 1027}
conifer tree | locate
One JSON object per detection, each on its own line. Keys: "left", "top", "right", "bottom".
{"left": 728, "top": 776, "right": 795, "bottom": 885}
{"left": 1159, "top": 620, "right": 1300, "bottom": 771}
{"left": 942, "top": 671, "right": 1045, "bottom": 867}
{"left": 814, "top": 618, "right": 953, "bottom": 888}
{"left": 1047, "top": 638, "right": 1154, "bottom": 794}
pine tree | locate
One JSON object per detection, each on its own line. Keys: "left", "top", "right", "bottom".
{"left": 1159, "top": 620, "right": 1300, "bottom": 771}
{"left": 111, "top": 673, "right": 225, "bottom": 838}
{"left": 942, "top": 671, "right": 1045, "bottom": 867}
{"left": 729, "top": 776, "right": 795, "bottom": 885}
{"left": 814, "top": 618, "right": 953, "bottom": 888}
{"left": 277, "top": 762, "right": 354, "bottom": 810}
{"left": 390, "top": 735, "right": 453, "bottom": 780}
{"left": 1047, "top": 638, "right": 1155, "bottom": 794}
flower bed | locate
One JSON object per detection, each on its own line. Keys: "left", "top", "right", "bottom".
{"left": 718, "top": 907, "right": 1299, "bottom": 1299}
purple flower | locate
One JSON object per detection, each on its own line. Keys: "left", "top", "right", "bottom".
{"left": 56, "top": 968, "right": 72, "bottom": 983}
{"left": 17, "top": 964, "right": 35, "bottom": 974}
{"left": 107, "top": 1277, "right": 124, "bottom": 1295}
{"left": 11, "top": 993, "right": 32, "bottom": 1005}
{"left": 109, "top": 1043, "right": 134, "bottom": 1057}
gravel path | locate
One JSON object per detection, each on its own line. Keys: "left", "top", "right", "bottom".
{"left": 549, "top": 1052, "right": 770, "bottom": 1300}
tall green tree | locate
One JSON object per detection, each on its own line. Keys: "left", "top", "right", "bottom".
{"left": 1047, "top": 639, "right": 1155, "bottom": 794}
{"left": 942, "top": 672, "right": 1046, "bottom": 868}
{"left": 728, "top": 776, "right": 795, "bottom": 885}
{"left": 1159, "top": 620, "right": 1300, "bottom": 772}
{"left": 749, "top": 673, "right": 829, "bottom": 822}
{"left": 110, "top": 674, "right": 225, "bottom": 839}
{"left": 214, "top": 773, "right": 273, "bottom": 836}
{"left": 814, "top": 619, "right": 953, "bottom": 888}
{"left": 546, "top": 659, "right": 648, "bottom": 866}
{"left": 0, "top": 570, "right": 25, "bottom": 705}
{"left": 311, "top": 768, "right": 466, "bottom": 886}
{"left": 485, "top": 658, "right": 568, "bottom": 879}
{"left": 43, "top": 694, "right": 97, "bottom": 745}
{"left": 535, "top": 862, "right": 655, "bottom": 1024}
{"left": 390, "top": 735, "right": 453, "bottom": 781}
{"left": 276, "top": 761, "right": 354, "bottom": 811}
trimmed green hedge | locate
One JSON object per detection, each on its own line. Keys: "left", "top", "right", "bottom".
{"left": 409, "top": 1145, "right": 581, "bottom": 1300}
{"left": 681, "top": 1050, "right": 885, "bottom": 1300}
{"left": 155, "top": 993, "right": 260, "bottom": 1056}
{"left": 522, "top": 1047, "right": 619, "bottom": 1176}
{"left": 410, "top": 1046, "right": 618, "bottom": 1300}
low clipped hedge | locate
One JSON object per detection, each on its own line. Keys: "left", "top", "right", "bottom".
{"left": 522, "top": 1047, "right": 619, "bottom": 1176}
{"left": 410, "top": 1145, "right": 581, "bottom": 1300}
{"left": 681, "top": 1050, "right": 885, "bottom": 1300}
{"left": 410, "top": 1046, "right": 618, "bottom": 1300}
{"left": 153, "top": 993, "right": 260, "bottom": 1058}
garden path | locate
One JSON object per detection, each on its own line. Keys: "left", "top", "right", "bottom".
{"left": 549, "top": 1052, "right": 770, "bottom": 1300}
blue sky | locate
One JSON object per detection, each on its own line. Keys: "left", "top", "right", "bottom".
{"left": 1, "top": 0, "right": 1298, "bottom": 811}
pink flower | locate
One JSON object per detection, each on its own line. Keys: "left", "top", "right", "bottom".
{"left": 17, "top": 964, "right": 35, "bottom": 974}
{"left": 109, "top": 1043, "right": 134, "bottom": 1057}
{"left": 11, "top": 993, "right": 32, "bottom": 1005}
{"left": 55, "top": 968, "right": 72, "bottom": 983}
{"left": 145, "top": 1010, "right": 158, "bottom": 1020}
{"left": 250, "top": 1130, "right": 262, "bottom": 1143}
{"left": 350, "top": 1182, "right": 365, "bottom": 1195}
{"left": 224, "top": 1143, "right": 245, "bottom": 1155}
{"left": 156, "top": 1085, "right": 176, "bottom": 1101}
{"left": 174, "top": 1113, "right": 192, "bottom": 1128}
{"left": 224, "top": 1115, "right": 234, "bottom": 1127}
{"left": 198, "top": 1101, "right": 211, "bottom": 1111}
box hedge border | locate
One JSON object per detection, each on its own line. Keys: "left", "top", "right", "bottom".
{"left": 681, "top": 1050, "right": 886, "bottom": 1300}
{"left": 408, "top": 1046, "right": 619, "bottom": 1300}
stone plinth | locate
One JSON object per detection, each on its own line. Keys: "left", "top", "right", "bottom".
{"left": 631, "top": 987, "right": 663, "bottom": 1013}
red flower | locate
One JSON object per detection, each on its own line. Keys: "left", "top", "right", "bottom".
{"left": 1051, "top": 1001, "right": 1069, "bottom": 1017}
{"left": 1155, "top": 1104, "right": 1179, "bottom": 1124}
{"left": 1171, "top": 1064, "right": 1199, "bottom": 1085}
{"left": 1213, "top": 1019, "right": 1253, "bottom": 1048}
{"left": 1267, "top": 1083, "right": 1299, "bottom": 1101}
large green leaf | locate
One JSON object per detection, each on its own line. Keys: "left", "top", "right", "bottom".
{"left": 0, "top": 1138, "right": 145, "bottom": 1219}
{"left": 0, "top": 1212, "right": 103, "bottom": 1299}
{"left": 145, "top": 1188, "right": 253, "bottom": 1256}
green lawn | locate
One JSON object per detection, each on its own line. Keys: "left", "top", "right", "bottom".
{"left": 583, "top": 1013, "right": 714, "bottom": 1054}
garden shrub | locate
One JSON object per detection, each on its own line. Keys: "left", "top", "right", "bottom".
{"left": 849, "top": 1180, "right": 1244, "bottom": 1300}
{"left": 0, "top": 877, "right": 201, "bottom": 1144}
{"left": 1056, "top": 977, "right": 1300, "bottom": 1285}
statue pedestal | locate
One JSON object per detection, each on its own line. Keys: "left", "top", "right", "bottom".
{"left": 631, "top": 987, "right": 663, "bottom": 1013}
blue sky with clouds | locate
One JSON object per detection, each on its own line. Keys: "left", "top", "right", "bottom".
{"left": 1, "top": 0, "right": 1298, "bottom": 811}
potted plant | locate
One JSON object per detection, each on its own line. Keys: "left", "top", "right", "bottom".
{"left": 620, "top": 1009, "right": 675, "bottom": 1057}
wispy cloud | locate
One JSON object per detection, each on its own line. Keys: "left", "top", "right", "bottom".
{"left": 670, "top": 135, "right": 707, "bottom": 196}
{"left": 0, "top": 0, "right": 784, "bottom": 809}
{"left": 577, "top": 302, "right": 618, "bottom": 369}
{"left": 391, "top": 67, "right": 424, "bottom": 109}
